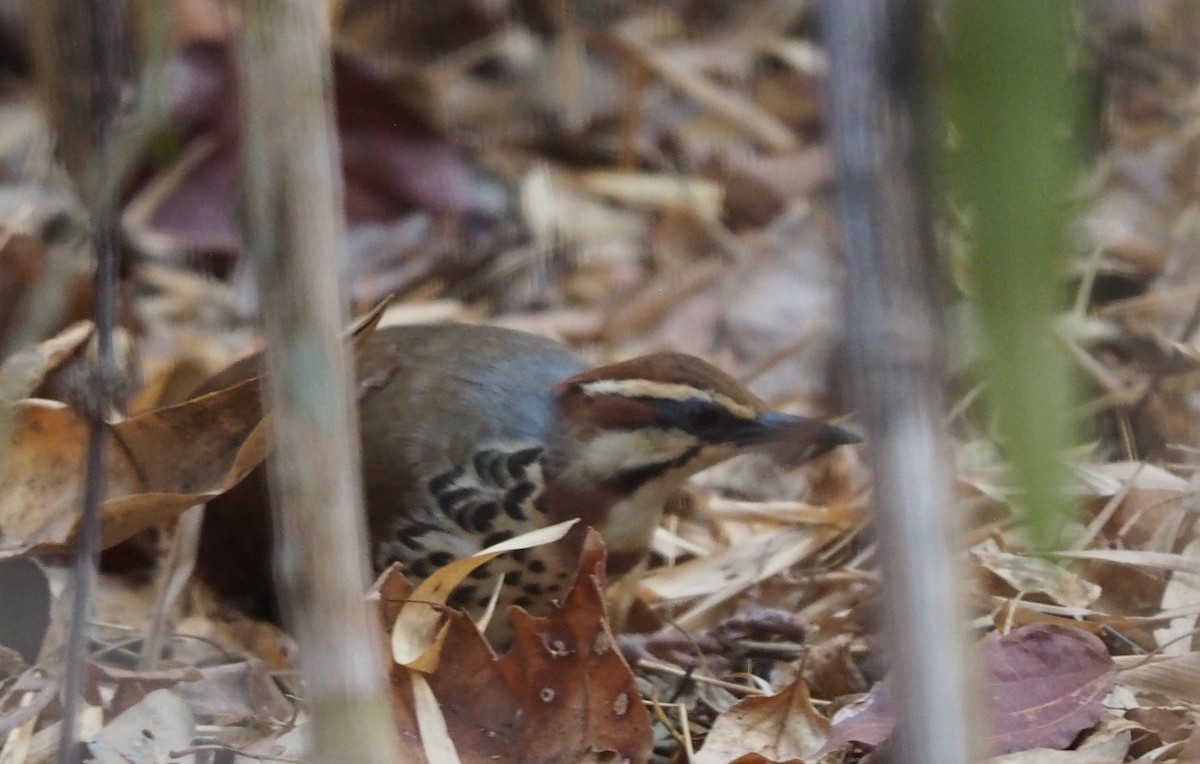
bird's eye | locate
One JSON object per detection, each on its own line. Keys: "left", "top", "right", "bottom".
{"left": 687, "top": 407, "right": 721, "bottom": 431}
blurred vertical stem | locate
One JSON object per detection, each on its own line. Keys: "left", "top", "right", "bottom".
{"left": 237, "top": 2, "right": 404, "bottom": 761}
{"left": 37, "top": 0, "right": 124, "bottom": 758}
{"left": 823, "top": 2, "right": 985, "bottom": 761}
{"left": 944, "top": 2, "right": 1081, "bottom": 546}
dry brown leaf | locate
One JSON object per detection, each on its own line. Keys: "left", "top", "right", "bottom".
{"left": 1055, "top": 548, "right": 1200, "bottom": 577}
{"left": 495, "top": 531, "right": 652, "bottom": 764}
{"left": 381, "top": 531, "right": 653, "bottom": 764}
{"left": 127, "top": 42, "right": 482, "bottom": 263}
{"left": 974, "top": 538, "right": 1102, "bottom": 608}
{"left": 694, "top": 679, "right": 828, "bottom": 764}
{"left": 640, "top": 526, "right": 841, "bottom": 634}
{"left": 1114, "top": 652, "right": 1200, "bottom": 704}
{"left": 988, "top": 716, "right": 1135, "bottom": 763}
{"left": 986, "top": 740, "right": 1129, "bottom": 764}
{"left": 0, "top": 378, "right": 267, "bottom": 557}
{"left": 819, "top": 624, "right": 1113, "bottom": 756}
{"left": 391, "top": 518, "right": 578, "bottom": 671}
{"left": 0, "top": 301, "right": 389, "bottom": 557}
{"left": 172, "top": 659, "right": 295, "bottom": 724}
{"left": 817, "top": 681, "right": 892, "bottom": 755}
{"left": 0, "top": 321, "right": 94, "bottom": 404}
{"left": 1154, "top": 535, "right": 1200, "bottom": 654}
{"left": 0, "top": 231, "right": 96, "bottom": 354}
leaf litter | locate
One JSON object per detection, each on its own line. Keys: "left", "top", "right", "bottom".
{"left": 2, "top": 1, "right": 1200, "bottom": 762}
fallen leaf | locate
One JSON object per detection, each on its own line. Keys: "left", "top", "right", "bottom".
{"left": 127, "top": 42, "right": 483, "bottom": 262}
{"left": 1114, "top": 652, "right": 1200, "bottom": 704}
{"left": 974, "top": 538, "right": 1101, "bottom": 608}
{"left": 988, "top": 719, "right": 1131, "bottom": 763}
{"left": 818, "top": 681, "right": 893, "bottom": 754}
{"left": 0, "top": 321, "right": 94, "bottom": 404}
{"left": 694, "top": 680, "right": 829, "bottom": 764}
{"left": 987, "top": 624, "right": 1115, "bottom": 754}
{"left": 0, "top": 379, "right": 267, "bottom": 556}
{"left": 382, "top": 530, "right": 653, "bottom": 764}
{"left": 818, "top": 624, "right": 1114, "bottom": 756}
{"left": 494, "top": 532, "right": 653, "bottom": 764}
{"left": 391, "top": 518, "right": 579, "bottom": 670}
{"left": 1153, "top": 535, "right": 1200, "bottom": 654}
{"left": 172, "top": 659, "right": 295, "bottom": 724}
{"left": 0, "top": 231, "right": 95, "bottom": 353}
{"left": 0, "top": 302, "right": 388, "bottom": 557}
{"left": 84, "top": 689, "right": 195, "bottom": 764}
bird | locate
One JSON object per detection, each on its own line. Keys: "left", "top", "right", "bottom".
{"left": 194, "top": 323, "right": 858, "bottom": 639}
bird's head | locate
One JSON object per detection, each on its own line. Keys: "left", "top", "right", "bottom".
{"left": 551, "top": 352, "right": 859, "bottom": 495}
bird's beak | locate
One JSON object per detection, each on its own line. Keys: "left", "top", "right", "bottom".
{"left": 734, "top": 412, "right": 861, "bottom": 460}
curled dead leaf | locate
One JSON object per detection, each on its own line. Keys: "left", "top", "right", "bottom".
{"left": 381, "top": 530, "right": 652, "bottom": 764}
{"left": 391, "top": 518, "right": 579, "bottom": 671}
{"left": 0, "top": 378, "right": 267, "bottom": 557}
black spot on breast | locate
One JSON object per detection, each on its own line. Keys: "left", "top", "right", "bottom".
{"left": 485, "top": 453, "right": 510, "bottom": 486}
{"left": 456, "top": 501, "right": 499, "bottom": 534}
{"left": 511, "top": 549, "right": 528, "bottom": 563}
{"left": 506, "top": 447, "right": 543, "bottom": 477}
{"left": 502, "top": 481, "right": 537, "bottom": 521}
{"left": 523, "top": 583, "right": 544, "bottom": 596}
{"left": 435, "top": 487, "right": 476, "bottom": 512}
{"left": 447, "top": 585, "right": 477, "bottom": 608}
{"left": 429, "top": 551, "right": 455, "bottom": 568}
{"left": 427, "top": 467, "right": 464, "bottom": 496}
{"left": 468, "top": 565, "right": 493, "bottom": 580}
{"left": 529, "top": 559, "right": 547, "bottom": 574}
{"left": 472, "top": 449, "right": 497, "bottom": 480}
{"left": 482, "top": 530, "right": 514, "bottom": 548}
{"left": 408, "top": 558, "right": 434, "bottom": 578}
{"left": 396, "top": 521, "right": 435, "bottom": 550}
{"left": 513, "top": 595, "right": 533, "bottom": 609}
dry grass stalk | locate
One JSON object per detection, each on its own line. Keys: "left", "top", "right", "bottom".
{"left": 235, "top": 2, "right": 403, "bottom": 760}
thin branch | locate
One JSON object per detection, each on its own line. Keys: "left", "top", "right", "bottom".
{"left": 55, "top": 0, "right": 123, "bottom": 759}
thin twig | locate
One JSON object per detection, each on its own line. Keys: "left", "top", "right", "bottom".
{"left": 56, "top": 0, "right": 123, "bottom": 759}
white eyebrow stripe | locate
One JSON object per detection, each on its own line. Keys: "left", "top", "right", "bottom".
{"left": 577, "top": 379, "right": 758, "bottom": 420}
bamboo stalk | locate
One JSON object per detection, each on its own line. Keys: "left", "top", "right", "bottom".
{"left": 235, "top": 4, "right": 403, "bottom": 761}
{"left": 820, "top": 2, "right": 986, "bottom": 761}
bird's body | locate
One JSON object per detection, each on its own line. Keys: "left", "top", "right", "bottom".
{"left": 195, "top": 323, "right": 856, "bottom": 638}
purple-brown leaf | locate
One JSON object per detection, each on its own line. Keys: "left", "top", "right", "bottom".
{"left": 820, "top": 624, "right": 1114, "bottom": 756}
{"left": 987, "top": 623, "right": 1115, "bottom": 754}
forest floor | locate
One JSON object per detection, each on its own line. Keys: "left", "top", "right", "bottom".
{"left": 3, "top": 1, "right": 1200, "bottom": 762}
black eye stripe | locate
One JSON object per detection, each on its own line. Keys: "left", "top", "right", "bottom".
{"left": 636, "top": 396, "right": 747, "bottom": 432}
{"left": 688, "top": 407, "right": 721, "bottom": 429}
